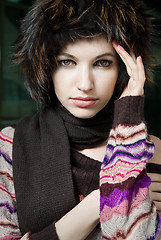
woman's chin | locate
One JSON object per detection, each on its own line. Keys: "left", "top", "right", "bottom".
{"left": 69, "top": 108, "right": 101, "bottom": 119}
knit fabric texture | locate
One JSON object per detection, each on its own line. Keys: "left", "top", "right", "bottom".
{"left": 0, "top": 96, "right": 161, "bottom": 239}
{"left": 71, "top": 149, "right": 101, "bottom": 201}
{"left": 100, "top": 96, "right": 161, "bottom": 239}
{"left": 12, "top": 98, "right": 113, "bottom": 234}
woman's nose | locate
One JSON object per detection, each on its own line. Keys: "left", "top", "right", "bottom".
{"left": 76, "top": 66, "right": 94, "bottom": 92}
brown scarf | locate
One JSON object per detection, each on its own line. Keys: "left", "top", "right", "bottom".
{"left": 13, "top": 100, "right": 114, "bottom": 234}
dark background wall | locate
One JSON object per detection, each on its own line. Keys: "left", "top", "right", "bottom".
{"left": 0, "top": 0, "right": 161, "bottom": 138}
{"left": 0, "top": 0, "right": 36, "bottom": 128}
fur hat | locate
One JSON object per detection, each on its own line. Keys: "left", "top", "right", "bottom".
{"left": 14, "top": 0, "right": 153, "bottom": 105}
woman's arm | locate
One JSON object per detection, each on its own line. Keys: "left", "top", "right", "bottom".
{"left": 55, "top": 189, "right": 99, "bottom": 240}
{"left": 100, "top": 96, "right": 161, "bottom": 239}
{"left": 0, "top": 127, "right": 100, "bottom": 240}
{"left": 0, "top": 127, "right": 23, "bottom": 239}
{"left": 30, "top": 190, "right": 100, "bottom": 240}
{"left": 99, "top": 42, "right": 161, "bottom": 239}
{"left": 148, "top": 172, "right": 161, "bottom": 211}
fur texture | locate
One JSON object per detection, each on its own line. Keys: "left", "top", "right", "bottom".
{"left": 14, "top": 0, "right": 153, "bottom": 105}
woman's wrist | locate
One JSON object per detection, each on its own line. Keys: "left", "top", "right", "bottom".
{"left": 113, "top": 96, "right": 145, "bottom": 127}
{"left": 55, "top": 190, "right": 100, "bottom": 240}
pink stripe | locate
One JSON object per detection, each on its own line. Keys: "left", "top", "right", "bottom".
{"left": 0, "top": 234, "right": 21, "bottom": 239}
{"left": 100, "top": 169, "right": 142, "bottom": 183}
{"left": 102, "top": 159, "right": 147, "bottom": 170}
{"left": 0, "top": 184, "right": 16, "bottom": 200}
{"left": 100, "top": 167, "right": 142, "bottom": 178}
{"left": 0, "top": 133, "right": 13, "bottom": 144}
{"left": 101, "top": 166, "right": 143, "bottom": 176}
{"left": 100, "top": 187, "right": 149, "bottom": 223}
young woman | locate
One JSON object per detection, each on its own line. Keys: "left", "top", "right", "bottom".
{"left": 0, "top": 0, "right": 161, "bottom": 239}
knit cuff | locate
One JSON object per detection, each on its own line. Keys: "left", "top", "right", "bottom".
{"left": 113, "top": 96, "right": 145, "bottom": 127}
{"left": 30, "top": 223, "right": 59, "bottom": 240}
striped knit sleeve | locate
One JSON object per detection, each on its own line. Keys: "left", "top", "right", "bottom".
{"left": 0, "top": 127, "right": 59, "bottom": 240}
{"left": 0, "top": 127, "right": 33, "bottom": 239}
{"left": 100, "top": 96, "right": 161, "bottom": 240}
{"left": 0, "top": 127, "right": 23, "bottom": 239}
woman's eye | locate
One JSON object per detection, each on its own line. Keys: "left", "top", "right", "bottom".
{"left": 58, "top": 60, "right": 75, "bottom": 67}
{"left": 94, "top": 60, "right": 112, "bottom": 67}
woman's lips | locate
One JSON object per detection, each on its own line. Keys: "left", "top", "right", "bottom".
{"left": 71, "top": 97, "right": 97, "bottom": 107}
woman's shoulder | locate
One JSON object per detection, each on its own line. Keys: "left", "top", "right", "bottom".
{"left": 0, "top": 126, "right": 15, "bottom": 139}
{"left": 149, "top": 135, "right": 161, "bottom": 165}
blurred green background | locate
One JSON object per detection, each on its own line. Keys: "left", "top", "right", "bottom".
{"left": 0, "top": 0, "right": 36, "bottom": 128}
{"left": 0, "top": 0, "right": 161, "bottom": 138}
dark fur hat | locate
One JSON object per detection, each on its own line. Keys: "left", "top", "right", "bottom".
{"left": 14, "top": 0, "right": 153, "bottom": 105}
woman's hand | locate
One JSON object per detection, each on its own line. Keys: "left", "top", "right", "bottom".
{"left": 147, "top": 173, "right": 161, "bottom": 211}
{"left": 147, "top": 136, "right": 161, "bottom": 211}
{"left": 112, "top": 41, "right": 145, "bottom": 98}
{"left": 55, "top": 189, "right": 100, "bottom": 240}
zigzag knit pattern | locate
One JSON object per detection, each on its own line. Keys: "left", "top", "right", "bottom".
{"left": 100, "top": 121, "right": 161, "bottom": 239}
{"left": 0, "top": 128, "right": 23, "bottom": 239}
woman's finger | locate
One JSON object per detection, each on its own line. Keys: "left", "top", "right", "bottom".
{"left": 136, "top": 56, "right": 146, "bottom": 95}
{"left": 112, "top": 41, "right": 146, "bottom": 96}
{"left": 149, "top": 188, "right": 161, "bottom": 211}
{"left": 147, "top": 173, "right": 161, "bottom": 182}
{"left": 137, "top": 56, "right": 146, "bottom": 82}
{"left": 112, "top": 41, "right": 138, "bottom": 81}
{"left": 149, "top": 191, "right": 161, "bottom": 202}
{"left": 149, "top": 182, "right": 161, "bottom": 193}
{"left": 152, "top": 201, "right": 161, "bottom": 212}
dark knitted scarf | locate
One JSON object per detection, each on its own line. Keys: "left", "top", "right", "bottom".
{"left": 13, "top": 100, "right": 114, "bottom": 234}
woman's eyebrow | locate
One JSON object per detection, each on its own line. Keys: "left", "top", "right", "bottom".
{"left": 57, "top": 52, "right": 116, "bottom": 61}
{"left": 95, "top": 53, "right": 116, "bottom": 59}
{"left": 57, "top": 53, "right": 76, "bottom": 59}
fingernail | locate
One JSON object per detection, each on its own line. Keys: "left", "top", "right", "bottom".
{"left": 137, "top": 56, "right": 142, "bottom": 63}
{"left": 113, "top": 40, "right": 119, "bottom": 46}
{"left": 118, "top": 45, "right": 125, "bottom": 51}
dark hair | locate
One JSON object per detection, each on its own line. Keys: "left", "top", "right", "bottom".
{"left": 14, "top": 0, "right": 153, "bottom": 105}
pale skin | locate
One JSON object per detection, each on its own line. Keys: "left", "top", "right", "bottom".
{"left": 53, "top": 37, "right": 161, "bottom": 239}
{"left": 53, "top": 38, "right": 119, "bottom": 119}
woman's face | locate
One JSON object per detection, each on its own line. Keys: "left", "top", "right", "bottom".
{"left": 52, "top": 37, "right": 119, "bottom": 119}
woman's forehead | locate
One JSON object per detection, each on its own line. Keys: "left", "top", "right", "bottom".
{"left": 58, "top": 37, "right": 115, "bottom": 56}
